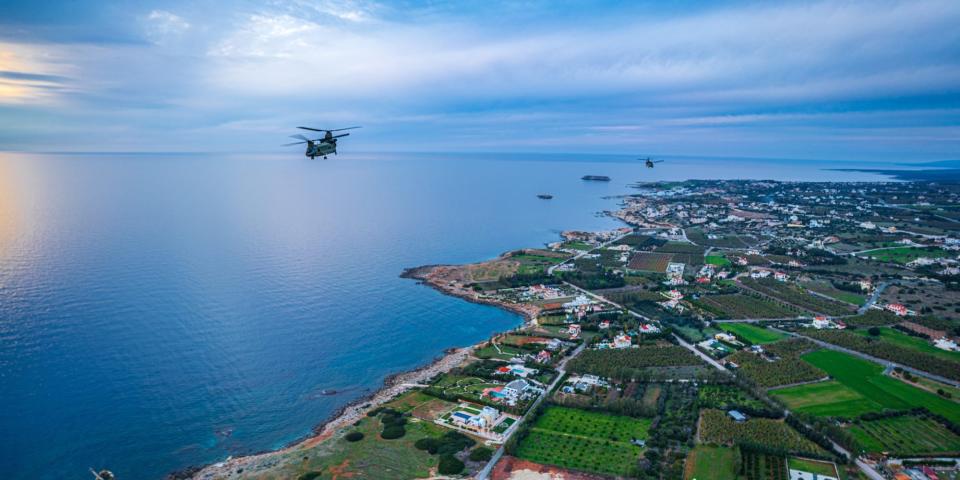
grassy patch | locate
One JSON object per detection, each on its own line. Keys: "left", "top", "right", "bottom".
{"left": 771, "top": 380, "right": 880, "bottom": 418}
{"left": 705, "top": 255, "right": 732, "bottom": 267}
{"left": 801, "top": 350, "right": 960, "bottom": 423}
{"left": 718, "top": 323, "right": 787, "bottom": 345}
{"left": 255, "top": 392, "right": 445, "bottom": 479}
{"left": 684, "top": 445, "right": 739, "bottom": 480}
{"left": 788, "top": 457, "right": 837, "bottom": 477}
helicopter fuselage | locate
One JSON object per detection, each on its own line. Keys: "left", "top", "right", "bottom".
{"left": 306, "top": 141, "right": 337, "bottom": 159}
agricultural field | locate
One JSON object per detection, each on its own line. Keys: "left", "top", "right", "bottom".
{"left": 842, "top": 310, "right": 901, "bottom": 327}
{"left": 802, "top": 329, "right": 960, "bottom": 382}
{"left": 686, "top": 228, "right": 759, "bottom": 248}
{"left": 656, "top": 242, "right": 707, "bottom": 254}
{"left": 568, "top": 345, "right": 703, "bottom": 379}
{"left": 740, "top": 278, "right": 855, "bottom": 316}
{"left": 739, "top": 450, "right": 788, "bottom": 480}
{"left": 698, "top": 409, "right": 825, "bottom": 457}
{"left": 847, "top": 414, "right": 960, "bottom": 456}
{"left": 770, "top": 380, "right": 880, "bottom": 418}
{"left": 853, "top": 326, "right": 960, "bottom": 362}
{"left": 727, "top": 339, "right": 826, "bottom": 388}
{"left": 655, "top": 242, "right": 707, "bottom": 266}
{"left": 695, "top": 293, "right": 798, "bottom": 319}
{"left": 718, "top": 323, "right": 788, "bottom": 345}
{"left": 684, "top": 445, "right": 739, "bottom": 480}
{"left": 628, "top": 251, "right": 674, "bottom": 272}
{"left": 801, "top": 350, "right": 960, "bottom": 423}
{"left": 801, "top": 280, "right": 866, "bottom": 306}
{"left": 515, "top": 406, "right": 649, "bottom": 477}
{"left": 858, "top": 246, "right": 949, "bottom": 264}
{"left": 697, "top": 384, "right": 768, "bottom": 411}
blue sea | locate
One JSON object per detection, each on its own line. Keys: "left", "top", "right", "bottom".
{"left": 0, "top": 152, "right": 894, "bottom": 479}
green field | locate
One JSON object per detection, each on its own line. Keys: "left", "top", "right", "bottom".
{"left": 787, "top": 458, "right": 837, "bottom": 477}
{"left": 859, "top": 246, "right": 949, "bottom": 264}
{"left": 705, "top": 255, "right": 732, "bottom": 267}
{"left": 854, "top": 327, "right": 960, "bottom": 362}
{"left": 684, "top": 446, "right": 739, "bottom": 480}
{"left": 474, "top": 343, "right": 525, "bottom": 361}
{"left": 513, "top": 253, "right": 568, "bottom": 275}
{"left": 771, "top": 380, "right": 879, "bottom": 418}
{"left": 801, "top": 350, "right": 960, "bottom": 423}
{"left": 718, "top": 323, "right": 788, "bottom": 344}
{"left": 515, "top": 406, "right": 650, "bottom": 476}
{"left": 848, "top": 414, "right": 960, "bottom": 455}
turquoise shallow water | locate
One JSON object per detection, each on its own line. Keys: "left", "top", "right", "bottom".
{"left": 0, "top": 152, "right": 891, "bottom": 479}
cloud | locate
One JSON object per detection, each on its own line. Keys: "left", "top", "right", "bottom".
{"left": 143, "top": 10, "right": 190, "bottom": 44}
{"left": 0, "top": 0, "right": 958, "bottom": 159}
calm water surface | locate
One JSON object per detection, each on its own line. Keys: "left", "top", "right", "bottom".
{"left": 0, "top": 152, "right": 892, "bottom": 479}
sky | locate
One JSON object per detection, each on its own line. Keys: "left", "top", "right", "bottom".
{"left": 0, "top": 0, "right": 958, "bottom": 160}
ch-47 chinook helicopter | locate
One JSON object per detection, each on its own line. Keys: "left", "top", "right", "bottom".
{"left": 641, "top": 157, "right": 664, "bottom": 168}
{"left": 284, "top": 126, "right": 361, "bottom": 159}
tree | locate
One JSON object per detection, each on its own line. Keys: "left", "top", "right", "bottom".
{"left": 469, "top": 446, "right": 494, "bottom": 462}
{"left": 344, "top": 431, "right": 364, "bottom": 442}
{"left": 438, "top": 454, "right": 465, "bottom": 475}
{"left": 380, "top": 424, "right": 406, "bottom": 439}
{"left": 868, "top": 327, "right": 881, "bottom": 336}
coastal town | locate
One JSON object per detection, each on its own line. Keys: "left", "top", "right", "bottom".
{"left": 189, "top": 179, "right": 960, "bottom": 480}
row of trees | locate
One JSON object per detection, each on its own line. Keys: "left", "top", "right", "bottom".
{"left": 567, "top": 346, "right": 702, "bottom": 380}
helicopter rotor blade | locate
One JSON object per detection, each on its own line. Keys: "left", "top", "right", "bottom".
{"left": 328, "top": 126, "right": 361, "bottom": 132}
{"left": 296, "top": 126, "right": 326, "bottom": 132}
{"left": 283, "top": 141, "right": 308, "bottom": 146}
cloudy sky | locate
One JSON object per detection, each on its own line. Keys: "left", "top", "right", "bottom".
{"left": 0, "top": 0, "right": 958, "bottom": 160}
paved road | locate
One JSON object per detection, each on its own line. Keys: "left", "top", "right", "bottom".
{"left": 858, "top": 281, "right": 889, "bottom": 314}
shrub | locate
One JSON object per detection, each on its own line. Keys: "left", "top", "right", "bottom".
{"left": 414, "top": 437, "right": 440, "bottom": 454}
{"left": 469, "top": 446, "right": 494, "bottom": 462}
{"left": 438, "top": 454, "right": 465, "bottom": 475}
{"left": 380, "top": 424, "right": 406, "bottom": 439}
{"left": 437, "top": 431, "right": 476, "bottom": 455}
{"left": 344, "top": 431, "right": 364, "bottom": 442}
{"left": 297, "top": 473, "right": 323, "bottom": 480}
{"left": 868, "top": 327, "right": 881, "bottom": 336}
